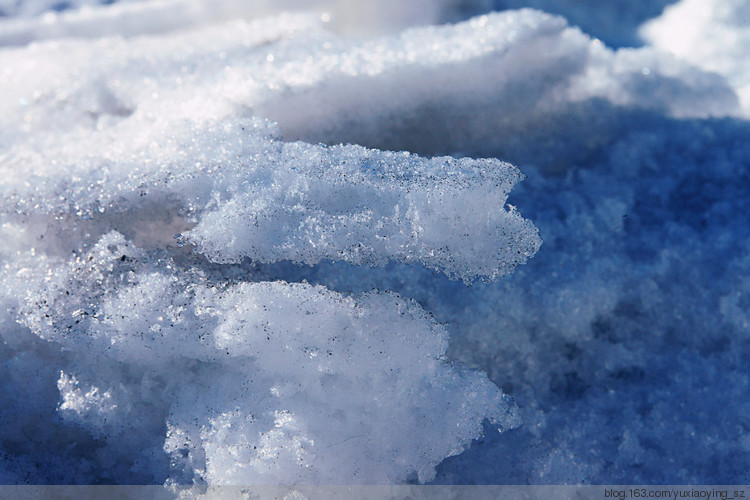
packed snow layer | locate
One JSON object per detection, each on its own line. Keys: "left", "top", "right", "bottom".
{"left": 641, "top": 0, "right": 750, "bottom": 114}
{"left": 2, "top": 0, "right": 750, "bottom": 487}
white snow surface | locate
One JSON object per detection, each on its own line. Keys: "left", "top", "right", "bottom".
{"left": 641, "top": 0, "right": 750, "bottom": 114}
{"left": 0, "top": 4, "right": 538, "bottom": 486}
{"left": 2, "top": 0, "right": 750, "bottom": 487}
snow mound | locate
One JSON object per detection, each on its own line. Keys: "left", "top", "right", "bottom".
{"left": 1, "top": 8, "right": 737, "bottom": 176}
{"left": 245, "top": 9, "right": 739, "bottom": 165}
{"left": 4, "top": 0, "right": 749, "bottom": 487}
{"left": 641, "top": 0, "right": 750, "bottom": 114}
{"left": 0, "top": 5, "right": 540, "bottom": 486}
{"left": 2, "top": 231, "right": 518, "bottom": 484}
{"left": 488, "top": 0, "right": 675, "bottom": 48}
{"left": 2, "top": 115, "right": 537, "bottom": 282}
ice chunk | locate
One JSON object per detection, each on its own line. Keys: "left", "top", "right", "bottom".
{"left": 2, "top": 115, "right": 538, "bottom": 282}
{"left": 172, "top": 279, "right": 519, "bottom": 484}
{"left": 57, "top": 371, "right": 118, "bottom": 438}
{"left": 188, "top": 140, "right": 538, "bottom": 283}
{"left": 245, "top": 10, "right": 739, "bottom": 162}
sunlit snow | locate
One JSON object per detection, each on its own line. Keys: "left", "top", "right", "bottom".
{"left": 1, "top": 0, "right": 749, "bottom": 486}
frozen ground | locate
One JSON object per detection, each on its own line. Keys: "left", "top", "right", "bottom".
{"left": 1, "top": 0, "right": 749, "bottom": 485}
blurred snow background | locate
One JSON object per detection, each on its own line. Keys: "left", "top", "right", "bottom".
{"left": 1, "top": 0, "right": 749, "bottom": 486}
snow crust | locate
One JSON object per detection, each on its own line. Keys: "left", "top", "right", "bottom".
{"left": 2, "top": 0, "right": 750, "bottom": 487}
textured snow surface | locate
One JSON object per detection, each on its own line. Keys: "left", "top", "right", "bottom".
{"left": 2, "top": 0, "right": 750, "bottom": 487}
{"left": 489, "top": 0, "right": 676, "bottom": 48}
{"left": 2, "top": 231, "right": 519, "bottom": 484}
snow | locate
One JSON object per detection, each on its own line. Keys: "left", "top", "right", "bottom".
{"left": 641, "top": 0, "right": 750, "bottom": 114}
{"left": 1, "top": 0, "right": 750, "bottom": 487}
{"left": 488, "top": 0, "right": 676, "bottom": 48}
{"left": 4, "top": 230, "right": 519, "bottom": 483}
